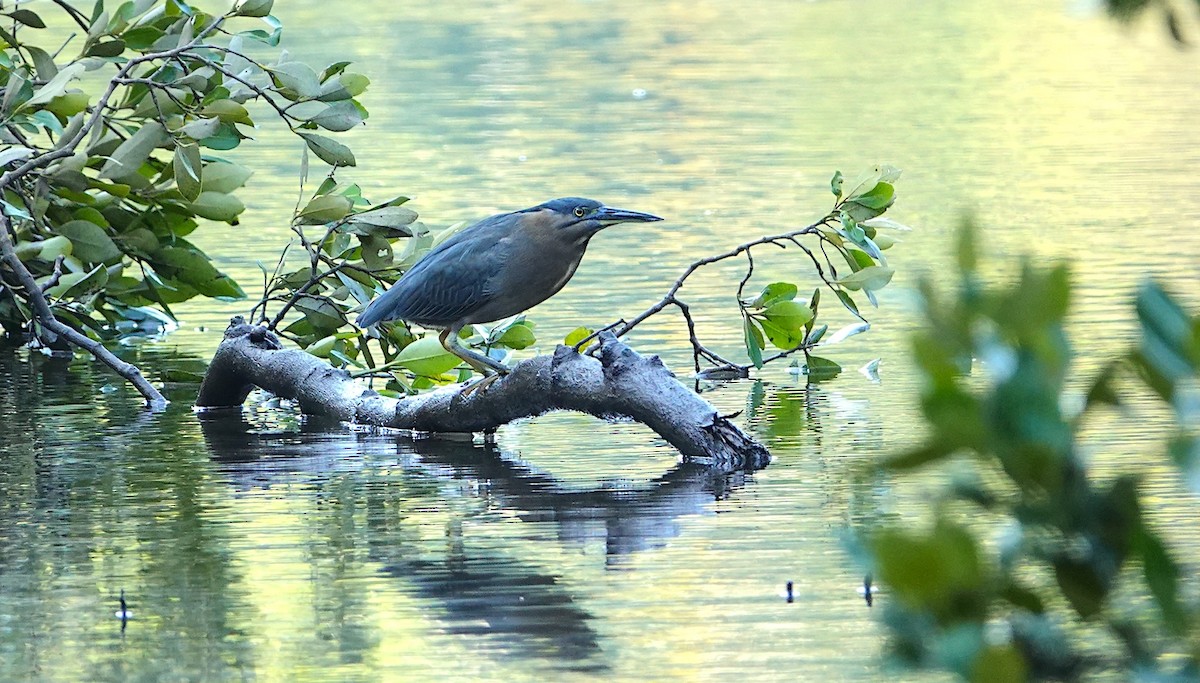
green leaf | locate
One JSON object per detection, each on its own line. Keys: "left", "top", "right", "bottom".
{"left": 44, "top": 92, "right": 90, "bottom": 118}
{"left": 0, "top": 146, "right": 35, "bottom": 167}
{"left": 317, "top": 73, "right": 369, "bottom": 102}
{"left": 396, "top": 335, "right": 461, "bottom": 377}
{"left": 805, "top": 323, "right": 826, "bottom": 345}
{"left": 57, "top": 219, "right": 122, "bottom": 262}
{"left": 294, "top": 296, "right": 344, "bottom": 331}
{"left": 86, "top": 39, "right": 126, "bottom": 57}
{"left": 871, "top": 520, "right": 984, "bottom": 614}
{"left": 1052, "top": 556, "right": 1107, "bottom": 619}
{"left": 842, "top": 168, "right": 883, "bottom": 202}
{"left": 308, "top": 100, "right": 365, "bottom": 131}
{"left": 838, "top": 265, "right": 894, "bottom": 291}
{"left": 1136, "top": 281, "right": 1196, "bottom": 393}
{"left": 835, "top": 289, "right": 860, "bottom": 316}
{"left": 297, "top": 194, "right": 352, "bottom": 225}
{"left": 8, "top": 9, "right": 47, "bottom": 28}
{"left": 751, "top": 282, "right": 797, "bottom": 309}
{"left": 843, "top": 247, "right": 875, "bottom": 271}
{"left": 172, "top": 141, "right": 202, "bottom": 201}
{"left": 117, "top": 227, "right": 159, "bottom": 256}
{"left": 24, "top": 62, "right": 87, "bottom": 108}
{"left": 187, "top": 191, "right": 245, "bottom": 223}
{"left": 758, "top": 317, "right": 805, "bottom": 350}
{"left": 25, "top": 46, "right": 57, "bottom": 80}
{"left": 269, "top": 62, "right": 321, "bottom": 100}
{"left": 200, "top": 160, "right": 253, "bottom": 193}
{"left": 299, "top": 132, "right": 356, "bottom": 167}
{"left": 179, "top": 116, "right": 221, "bottom": 140}
{"left": 763, "top": 300, "right": 814, "bottom": 331}
{"left": 359, "top": 234, "right": 392, "bottom": 270}
{"left": 195, "top": 122, "right": 244, "bottom": 151}
{"left": 842, "top": 182, "right": 895, "bottom": 221}
{"left": 319, "top": 61, "right": 352, "bottom": 82}
{"left": 121, "top": 25, "right": 164, "bottom": 50}
{"left": 201, "top": 99, "right": 252, "bottom": 125}
{"left": 306, "top": 334, "right": 337, "bottom": 358}
{"left": 743, "top": 317, "right": 764, "bottom": 369}
{"left": 44, "top": 265, "right": 108, "bottom": 299}
{"left": 36, "top": 235, "right": 74, "bottom": 260}
{"left": 498, "top": 322, "right": 536, "bottom": 349}
{"left": 1137, "top": 530, "right": 1188, "bottom": 635}
{"left": 99, "top": 120, "right": 169, "bottom": 181}
{"left": 564, "top": 326, "right": 593, "bottom": 347}
{"left": 803, "top": 356, "right": 841, "bottom": 381}
{"left": 154, "top": 246, "right": 245, "bottom": 298}
{"left": 234, "top": 0, "right": 274, "bottom": 17}
{"left": 343, "top": 206, "right": 419, "bottom": 237}
{"left": 970, "top": 645, "right": 1027, "bottom": 683}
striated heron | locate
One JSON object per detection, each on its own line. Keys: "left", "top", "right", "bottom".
{"left": 356, "top": 197, "right": 663, "bottom": 380}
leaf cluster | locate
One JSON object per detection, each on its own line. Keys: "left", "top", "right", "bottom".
{"left": 0, "top": 0, "right": 367, "bottom": 345}
{"left": 738, "top": 166, "right": 904, "bottom": 379}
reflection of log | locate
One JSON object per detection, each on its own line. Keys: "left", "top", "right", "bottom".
{"left": 198, "top": 415, "right": 756, "bottom": 667}
{"left": 198, "top": 413, "right": 752, "bottom": 561}
{"left": 197, "top": 318, "right": 771, "bottom": 469}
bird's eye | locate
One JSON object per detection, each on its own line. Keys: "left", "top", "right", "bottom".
{"left": 573, "top": 206, "right": 586, "bottom": 218}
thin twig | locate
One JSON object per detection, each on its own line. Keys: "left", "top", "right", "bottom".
{"left": 606, "top": 214, "right": 852, "bottom": 374}
{"left": 49, "top": 0, "right": 90, "bottom": 32}
{"left": 40, "top": 255, "right": 65, "bottom": 293}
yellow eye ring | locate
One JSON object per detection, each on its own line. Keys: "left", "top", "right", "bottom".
{"left": 573, "top": 206, "right": 586, "bottom": 218}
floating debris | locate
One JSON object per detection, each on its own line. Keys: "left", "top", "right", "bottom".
{"left": 858, "top": 574, "right": 874, "bottom": 607}
{"left": 115, "top": 589, "right": 132, "bottom": 629}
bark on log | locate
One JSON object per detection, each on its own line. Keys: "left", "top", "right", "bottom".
{"left": 197, "top": 318, "right": 771, "bottom": 470}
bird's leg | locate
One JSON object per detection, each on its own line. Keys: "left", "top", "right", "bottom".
{"left": 439, "top": 326, "right": 510, "bottom": 396}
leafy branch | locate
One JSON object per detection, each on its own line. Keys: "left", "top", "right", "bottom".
{"left": 587, "top": 166, "right": 907, "bottom": 381}
{"left": 0, "top": 0, "right": 371, "bottom": 404}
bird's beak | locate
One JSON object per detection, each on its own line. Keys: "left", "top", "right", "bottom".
{"left": 594, "top": 206, "right": 664, "bottom": 226}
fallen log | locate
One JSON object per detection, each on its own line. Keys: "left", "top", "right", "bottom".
{"left": 197, "top": 317, "right": 771, "bottom": 470}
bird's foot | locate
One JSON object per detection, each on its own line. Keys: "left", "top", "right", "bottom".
{"left": 458, "top": 372, "right": 505, "bottom": 398}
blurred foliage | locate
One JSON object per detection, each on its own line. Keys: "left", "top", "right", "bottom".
{"left": 739, "top": 166, "right": 905, "bottom": 380}
{"left": 866, "top": 218, "right": 1200, "bottom": 681}
{"left": 0, "top": 0, "right": 366, "bottom": 341}
{"left": 1105, "top": 0, "right": 1199, "bottom": 44}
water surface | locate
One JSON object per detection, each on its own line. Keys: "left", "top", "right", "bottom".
{"left": 2, "top": 1, "right": 1199, "bottom": 680}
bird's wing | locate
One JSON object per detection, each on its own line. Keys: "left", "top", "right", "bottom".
{"left": 375, "top": 232, "right": 506, "bottom": 327}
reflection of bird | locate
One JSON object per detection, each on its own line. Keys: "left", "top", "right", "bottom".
{"left": 356, "top": 197, "right": 662, "bottom": 379}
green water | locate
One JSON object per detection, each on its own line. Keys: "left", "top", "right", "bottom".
{"left": 3, "top": 1, "right": 1199, "bottom": 680}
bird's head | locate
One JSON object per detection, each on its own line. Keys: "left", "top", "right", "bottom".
{"left": 523, "top": 197, "right": 662, "bottom": 244}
